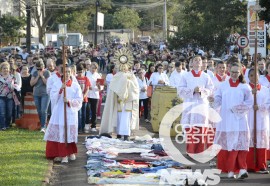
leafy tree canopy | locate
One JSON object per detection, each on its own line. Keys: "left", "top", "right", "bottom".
{"left": 0, "top": 15, "right": 26, "bottom": 41}
{"left": 113, "top": 7, "right": 141, "bottom": 29}
{"left": 169, "top": 0, "right": 247, "bottom": 55}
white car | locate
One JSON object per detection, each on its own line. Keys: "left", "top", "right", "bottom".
{"left": 140, "top": 36, "right": 151, "bottom": 43}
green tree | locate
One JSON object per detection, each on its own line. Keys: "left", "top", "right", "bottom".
{"left": 113, "top": 7, "right": 141, "bottom": 29}
{"left": 0, "top": 15, "right": 26, "bottom": 43}
{"left": 169, "top": 0, "right": 247, "bottom": 55}
{"left": 259, "top": 0, "right": 270, "bottom": 23}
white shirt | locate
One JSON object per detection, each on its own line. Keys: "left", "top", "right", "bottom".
{"left": 259, "top": 75, "right": 270, "bottom": 88}
{"left": 203, "top": 69, "right": 215, "bottom": 79}
{"left": 14, "top": 72, "right": 22, "bottom": 90}
{"left": 106, "top": 73, "right": 114, "bottom": 94}
{"left": 169, "top": 70, "right": 186, "bottom": 88}
{"left": 137, "top": 77, "right": 148, "bottom": 100}
{"left": 149, "top": 72, "right": 170, "bottom": 87}
{"left": 86, "top": 71, "right": 102, "bottom": 99}
{"left": 19, "top": 52, "right": 29, "bottom": 60}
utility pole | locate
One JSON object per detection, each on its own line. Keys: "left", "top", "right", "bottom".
{"left": 26, "top": 0, "right": 31, "bottom": 52}
{"left": 163, "top": 0, "right": 167, "bottom": 41}
{"left": 94, "top": 0, "right": 100, "bottom": 47}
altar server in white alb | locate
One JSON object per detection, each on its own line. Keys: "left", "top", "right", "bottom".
{"left": 259, "top": 61, "right": 270, "bottom": 162}
{"left": 100, "top": 49, "right": 140, "bottom": 141}
{"left": 207, "top": 61, "right": 230, "bottom": 149}
{"left": 201, "top": 56, "right": 214, "bottom": 79}
{"left": 169, "top": 61, "right": 186, "bottom": 95}
{"left": 44, "top": 66, "right": 83, "bottom": 163}
{"left": 178, "top": 55, "right": 214, "bottom": 154}
{"left": 246, "top": 68, "right": 270, "bottom": 174}
{"left": 213, "top": 63, "right": 253, "bottom": 179}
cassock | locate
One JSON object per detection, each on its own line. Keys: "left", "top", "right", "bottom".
{"left": 44, "top": 79, "right": 83, "bottom": 158}
{"left": 214, "top": 79, "right": 253, "bottom": 172}
{"left": 246, "top": 83, "right": 270, "bottom": 171}
{"left": 179, "top": 70, "right": 214, "bottom": 154}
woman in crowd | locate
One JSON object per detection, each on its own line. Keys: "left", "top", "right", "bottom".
{"left": 9, "top": 57, "right": 22, "bottom": 121}
{"left": 137, "top": 68, "right": 150, "bottom": 123}
{"left": 44, "top": 66, "right": 83, "bottom": 163}
{"left": 213, "top": 63, "right": 253, "bottom": 179}
{"left": 149, "top": 63, "right": 170, "bottom": 89}
{"left": 30, "top": 60, "right": 51, "bottom": 133}
{"left": 145, "top": 63, "right": 155, "bottom": 80}
{"left": 246, "top": 68, "right": 270, "bottom": 174}
{"left": 85, "top": 62, "right": 102, "bottom": 132}
{"left": 76, "top": 64, "right": 90, "bottom": 133}
{"left": 0, "top": 62, "right": 18, "bottom": 130}
{"left": 20, "top": 65, "right": 33, "bottom": 113}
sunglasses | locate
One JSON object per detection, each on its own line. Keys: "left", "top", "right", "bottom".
{"left": 37, "top": 68, "right": 42, "bottom": 71}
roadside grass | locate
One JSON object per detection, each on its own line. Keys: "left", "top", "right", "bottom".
{"left": 0, "top": 128, "right": 48, "bottom": 186}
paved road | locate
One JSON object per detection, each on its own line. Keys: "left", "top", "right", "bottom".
{"left": 49, "top": 120, "right": 270, "bottom": 186}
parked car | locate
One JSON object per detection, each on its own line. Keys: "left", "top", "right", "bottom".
{"left": 140, "top": 36, "right": 151, "bottom": 43}
{"left": 113, "top": 38, "right": 125, "bottom": 45}
{"left": 21, "top": 43, "right": 45, "bottom": 53}
{"left": 0, "top": 46, "right": 22, "bottom": 53}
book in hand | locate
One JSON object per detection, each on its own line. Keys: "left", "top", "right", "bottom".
{"left": 96, "top": 78, "right": 104, "bottom": 85}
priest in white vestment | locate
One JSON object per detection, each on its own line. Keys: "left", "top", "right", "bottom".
{"left": 99, "top": 49, "right": 140, "bottom": 141}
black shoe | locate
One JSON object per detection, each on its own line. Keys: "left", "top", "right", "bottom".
{"left": 123, "top": 135, "right": 130, "bottom": 141}
{"left": 238, "top": 172, "right": 248, "bottom": 179}
{"left": 257, "top": 169, "right": 269, "bottom": 174}
{"left": 116, "top": 135, "right": 122, "bottom": 139}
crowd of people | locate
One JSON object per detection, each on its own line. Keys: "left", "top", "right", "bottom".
{"left": 0, "top": 41, "right": 270, "bottom": 176}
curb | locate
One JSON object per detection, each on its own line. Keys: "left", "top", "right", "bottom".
{"left": 42, "top": 160, "right": 54, "bottom": 186}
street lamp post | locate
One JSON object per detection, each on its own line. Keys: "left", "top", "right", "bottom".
{"left": 58, "top": 24, "right": 68, "bottom": 146}
{"left": 94, "top": 0, "right": 100, "bottom": 47}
